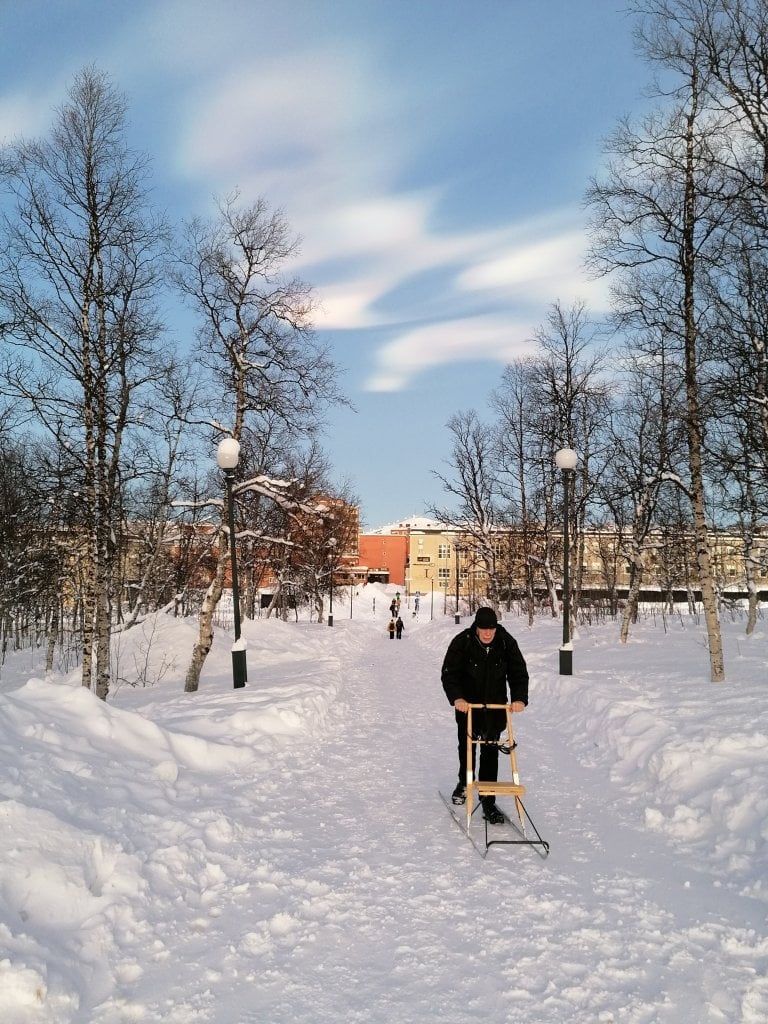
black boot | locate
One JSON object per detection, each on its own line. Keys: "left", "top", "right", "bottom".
{"left": 451, "top": 782, "right": 466, "bottom": 805}
{"left": 482, "top": 798, "right": 504, "bottom": 824}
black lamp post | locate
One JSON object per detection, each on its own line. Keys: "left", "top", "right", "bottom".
{"left": 555, "top": 447, "right": 578, "bottom": 675}
{"left": 454, "top": 540, "right": 463, "bottom": 624}
{"left": 443, "top": 545, "right": 448, "bottom": 615}
{"left": 217, "top": 438, "right": 247, "bottom": 689}
{"left": 327, "top": 537, "right": 336, "bottom": 627}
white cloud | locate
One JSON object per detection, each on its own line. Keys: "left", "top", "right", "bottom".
{"left": 311, "top": 206, "right": 610, "bottom": 372}
{"left": 175, "top": 41, "right": 407, "bottom": 212}
{"left": 316, "top": 278, "right": 387, "bottom": 329}
{"left": 172, "top": 50, "right": 608, "bottom": 389}
{"left": 303, "top": 194, "right": 436, "bottom": 263}
{"left": 364, "top": 316, "right": 536, "bottom": 392}
{"left": 180, "top": 61, "right": 352, "bottom": 177}
{"left": 457, "top": 228, "right": 610, "bottom": 310}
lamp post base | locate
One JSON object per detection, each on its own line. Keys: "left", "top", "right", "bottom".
{"left": 328, "top": 614, "right": 334, "bottom": 627}
{"left": 232, "top": 649, "right": 247, "bottom": 689}
{"left": 559, "top": 648, "right": 573, "bottom": 676}
{"left": 454, "top": 614, "right": 461, "bottom": 624}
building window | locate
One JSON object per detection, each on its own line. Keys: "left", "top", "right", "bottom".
{"left": 438, "top": 543, "right": 451, "bottom": 559}
{"left": 438, "top": 567, "right": 450, "bottom": 582}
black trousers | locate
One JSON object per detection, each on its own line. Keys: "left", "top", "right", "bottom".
{"left": 455, "top": 710, "right": 500, "bottom": 786}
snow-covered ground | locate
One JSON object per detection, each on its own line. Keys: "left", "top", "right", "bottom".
{"left": 0, "top": 586, "right": 766, "bottom": 1023}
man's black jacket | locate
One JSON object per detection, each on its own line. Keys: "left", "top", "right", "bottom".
{"left": 441, "top": 624, "right": 529, "bottom": 732}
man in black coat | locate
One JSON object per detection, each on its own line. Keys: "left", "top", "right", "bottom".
{"left": 441, "top": 606, "right": 529, "bottom": 823}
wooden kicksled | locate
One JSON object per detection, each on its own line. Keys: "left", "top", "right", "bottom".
{"left": 440, "top": 703, "right": 550, "bottom": 859}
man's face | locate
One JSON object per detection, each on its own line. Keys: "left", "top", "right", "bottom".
{"left": 476, "top": 626, "right": 497, "bottom": 645}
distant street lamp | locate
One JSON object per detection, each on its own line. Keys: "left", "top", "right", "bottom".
{"left": 424, "top": 568, "right": 434, "bottom": 621}
{"left": 327, "top": 537, "right": 337, "bottom": 627}
{"left": 420, "top": 540, "right": 435, "bottom": 621}
{"left": 555, "top": 447, "right": 578, "bottom": 675}
{"left": 216, "top": 438, "right": 247, "bottom": 689}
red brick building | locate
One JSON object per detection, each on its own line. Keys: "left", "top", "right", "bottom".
{"left": 358, "top": 534, "right": 408, "bottom": 586}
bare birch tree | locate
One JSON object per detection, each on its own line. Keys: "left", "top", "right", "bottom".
{"left": 527, "top": 302, "right": 611, "bottom": 627}
{"left": 0, "top": 68, "right": 168, "bottom": 699}
{"left": 430, "top": 409, "right": 505, "bottom": 611}
{"left": 586, "top": 10, "right": 732, "bottom": 680}
{"left": 175, "top": 195, "right": 345, "bottom": 692}
{"left": 492, "top": 360, "right": 543, "bottom": 624}
{"left": 601, "top": 333, "right": 688, "bottom": 640}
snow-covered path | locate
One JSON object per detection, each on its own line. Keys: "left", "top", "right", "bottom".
{"left": 2, "top": 603, "right": 767, "bottom": 1023}
{"left": 255, "top": 616, "right": 763, "bottom": 1024}
{"left": 137, "top": 613, "right": 764, "bottom": 1024}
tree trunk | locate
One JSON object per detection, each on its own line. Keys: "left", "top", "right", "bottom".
{"left": 95, "top": 587, "right": 112, "bottom": 701}
{"left": 745, "top": 538, "right": 758, "bottom": 636}
{"left": 682, "top": 68, "right": 725, "bottom": 682}
{"left": 81, "top": 572, "right": 96, "bottom": 690}
{"left": 541, "top": 556, "right": 559, "bottom": 618}
{"left": 184, "top": 527, "right": 228, "bottom": 693}
{"left": 620, "top": 565, "right": 644, "bottom": 644}
{"left": 45, "top": 601, "right": 59, "bottom": 673}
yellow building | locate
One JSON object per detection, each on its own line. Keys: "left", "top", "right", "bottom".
{"left": 392, "top": 520, "right": 768, "bottom": 609}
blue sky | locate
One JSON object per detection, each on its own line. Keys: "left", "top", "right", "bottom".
{"left": 0, "top": 0, "right": 648, "bottom": 529}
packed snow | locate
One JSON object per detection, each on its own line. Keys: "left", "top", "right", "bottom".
{"left": 0, "top": 585, "right": 766, "bottom": 1023}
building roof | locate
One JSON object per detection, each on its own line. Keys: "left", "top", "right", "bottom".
{"left": 370, "top": 516, "right": 446, "bottom": 535}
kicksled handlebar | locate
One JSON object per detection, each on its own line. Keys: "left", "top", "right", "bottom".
{"left": 465, "top": 702, "right": 523, "bottom": 710}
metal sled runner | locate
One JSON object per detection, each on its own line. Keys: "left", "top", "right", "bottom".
{"left": 443, "top": 703, "right": 549, "bottom": 858}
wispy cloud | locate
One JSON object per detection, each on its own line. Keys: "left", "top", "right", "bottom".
{"left": 364, "top": 316, "right": 537, "bottom": 392}
{"left": 456, "top": 228, "right": 608, "bottom": 306}
{"left": 173, "top": 46, "right": 608, "bottom": 391}
{"left": 311, "top": 210, "right": 609, "bottom": 389}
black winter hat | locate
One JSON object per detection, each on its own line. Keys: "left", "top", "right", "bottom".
{"left": 474, "top": 607, "right": 498, "bottom": 629}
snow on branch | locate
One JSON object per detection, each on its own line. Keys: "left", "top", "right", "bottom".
{"left": 657, "top": 471, "right": 691, "bottom": 498}
{"left": 171, "top": 498, "right": 224, "bottom": 511}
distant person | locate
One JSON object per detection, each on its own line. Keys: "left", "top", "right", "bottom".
{"left": 395, "top": 616, "right": 404, "bottom": 639}
{"left": 387, "top": 618, "right": 396, "bottom": 639}
{"left": 440, "top": 607, "right": 529, "bottom": 824}
{"left": 389, "top": 599, "right": 397, "bottom": 618}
